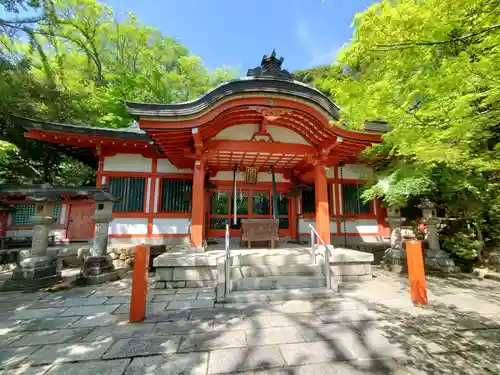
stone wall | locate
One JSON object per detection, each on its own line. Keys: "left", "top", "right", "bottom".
{"left": 329, "top": 248, "right": 374, "bottom": 282}
{"left": 155, "top": 265, "right": 217, "bottom": 289}
{"left": 153, "top": 252, "right": 219, "bottom": 289}
{"left": 153, "top": 248, "right": 375, "bottom": 289}
{"left": 106, "top": 244, "right": 136, "bottom": 269}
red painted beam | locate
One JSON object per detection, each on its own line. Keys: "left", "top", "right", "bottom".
{"left": 204, "top": 139, "right": 316, "bottom": 156}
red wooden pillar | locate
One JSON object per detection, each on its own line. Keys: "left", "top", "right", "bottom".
{"left": 315, "top": 163, "right": 330, "bottom": 244}
{"left": 191, "top": 159, "right": 205, "bottom": 249}
{"left": 289, "top": 195, "right": 297, "bottom": 240}
{"left": 129, "top": 244, "right": 150, "bottom": 322}
{"left": 406, "top": 240, "right": 428, "bottom": 305}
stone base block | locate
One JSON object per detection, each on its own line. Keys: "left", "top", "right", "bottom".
{"left": 327, "top": 248, "right": 374, "bottom": 282}
{"left": 488, "top": 252, "right": 500, "bottom": 268}
{"left": 383, "top": 248, "right": 407, "bottom": 274}
{"left": 173, "top": 267, "right": 217, "bottom": 281}
{"left": 156, "top": 280, "right": 216, "bottom": 289}
{"left": 10, "top": 262, "right": 59, "bottom": 279}
{"left": 154, "top": 252, "right": 217, "bottom": 288}
{"left": 334, "top": 274, "right": 373, "bottom": 282}
{"left": 80, "top": 256, "right": 118, "bottom": 285}
{"left": 2, "top": 265, "right": 62, "bottom": 291}
{"left": 81, "top": 272, "right": 118, "bottom": 285}
{"left": 424, "top": 249, "right": 458, "bottom": 273}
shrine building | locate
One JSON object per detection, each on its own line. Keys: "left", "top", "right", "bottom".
{"left": 10, "top": 52, "right": 390, "bottom": 249}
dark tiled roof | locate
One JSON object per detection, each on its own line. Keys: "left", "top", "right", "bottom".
{"left": 0, "top": 184, "right": 100, "bottom": 196}
{"left": 126, "top": 77, "right": 342, "bottom": 120}
{"left": 14, "top": 116, "right": 149, "bottom": 140}
{"left": 363, "top": 121, "right": 390, "bottom": 133}
{"left": 12, "top": 116, "right": 153, "bottom": 167}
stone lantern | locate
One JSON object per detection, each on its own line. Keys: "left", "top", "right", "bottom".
{"left": 383, "top": 205, "right": 407, "bottom": 273}
{"left": 81, "top": 185, "right": 118, "bottom": 284}
{"left": 418, "top": 199, "right": 456, "bottom": 272}
{"left": 6, "top": 184, "right": 62, "bottom": 289}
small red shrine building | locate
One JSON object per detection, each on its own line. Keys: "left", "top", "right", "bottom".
{"left": 14, "top": 52, "right": 389, "bottom": 248}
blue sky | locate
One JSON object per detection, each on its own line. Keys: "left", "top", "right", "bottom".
{"left": 101, "top": 0, "right": 377, "bottom": 73}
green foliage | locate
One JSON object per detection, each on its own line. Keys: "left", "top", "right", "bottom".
{"left": 361, "top": 162, "right": 435, "bottom": 207}
{"left": 297, "top": 0, "right": 500, "bottom": 261}
{"left": 293, "top": 64, "right": 346, "bottom": 98}
{"left": 330, "top": 0, "right": 500, "bottom": 172}
{"left": 0, "top": 0, "right": 234, "bottom": 185}
{"left": 442, "top": 227, "right": 482, "bottom": 261}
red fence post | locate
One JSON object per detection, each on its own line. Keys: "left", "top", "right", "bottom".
{"left": 129, "top": 244, "right": 150, "bottom": 322}
{"left": 405, "top": 240, "right": 428, "bottom": 306}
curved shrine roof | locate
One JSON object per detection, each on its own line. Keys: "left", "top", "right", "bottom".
{"left": 14, "top": 52, "right": 389, "bottom": 170}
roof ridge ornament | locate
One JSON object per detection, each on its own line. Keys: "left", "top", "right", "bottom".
{"left": 247, "top": 50, "right": 292, "bottom": 80}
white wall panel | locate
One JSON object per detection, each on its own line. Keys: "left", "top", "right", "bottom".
{"left": 103, "top": 154, "right": 152, "bottom": 172}
{"left": 153, "top": 178, "right": 160, "bottom": 213}
{"left": 212, "top": 124, "right": 310, "bottom": 145}
{"left": 145, "top": 178, "right": 152, "bottom": 213}
{"left": 340, "top": 219, "right": 378, "bottom": 234}
{"left": 157, "top": 158, "right": 192, "bottom": 173}
{"left": 338, "top": 164, "right": 373, "bottom": 180}
{"left": 325, "top": 167, "right": 335, "bottom": 179}
{"left": 152, "top": 218, "right": 190, "bottom": 235}
{"left": 298, "top": 219, "right": 336, "bottom": 234}
{"left": 266, "top": 125, "right": 310, "bottom": 145}
{"left": 59, "top": 204, "right": 67, "bottom": 225}
{"left": 213, "top": 124, "right": 256, "bottom": 140}
{"left": 109, "top": 218, "right": 148, "bottom": 235}
{"left": 330, "top": 183, "right": 337, "bottom": 215}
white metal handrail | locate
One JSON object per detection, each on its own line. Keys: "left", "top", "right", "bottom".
{"left": 224, "top": 224, "right": 230, "bottom": 296}
{"left": 309, "top": 224, "right": 332, "bottom": 290}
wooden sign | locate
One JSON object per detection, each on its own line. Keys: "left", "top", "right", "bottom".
{"left": 245, "top": 167, "right": 258, "bottom": 184}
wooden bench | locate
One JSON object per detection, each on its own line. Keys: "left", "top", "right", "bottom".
{"left": 241, "top": 219, "right": 279, "bottom": 249}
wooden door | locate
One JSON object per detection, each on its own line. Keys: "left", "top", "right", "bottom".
{"left": 0, "top": 212, "right": 8, "bottom": 237}
{"left": 67, "top": 203, "right": 94, "bottom": 241}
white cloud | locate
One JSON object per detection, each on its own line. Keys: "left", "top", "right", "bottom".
{"left": 295, "top": 19, "right": 340, "bottom": 67}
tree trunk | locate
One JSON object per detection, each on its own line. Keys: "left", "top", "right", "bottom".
{"left": 474, "top": 221, "right": 484, "bottom": 263}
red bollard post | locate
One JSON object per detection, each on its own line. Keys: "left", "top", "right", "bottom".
{"left": 129, "top": 244, "right": 150, "bottom": 322}
{"left": 405, "top": 240, "right": 428, "bottom": 306}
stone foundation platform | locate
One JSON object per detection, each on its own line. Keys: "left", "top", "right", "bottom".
{"left": 153, "top": 246, "right": 374, "bottom": 289}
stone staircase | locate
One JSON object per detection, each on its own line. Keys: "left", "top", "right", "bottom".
{"left": 217, "top": 248, "right": 338, "bottom": 303}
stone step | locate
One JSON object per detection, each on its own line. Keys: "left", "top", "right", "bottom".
{"left": 233, "top": 253, "right": 313, "bottom": 266}
{"left": 224, "top": 287, "right": 337, "bottom": 303}
{"left": 230, "top": 264, "right": 324, "bottom": 279}
{"left": 232, "top": 275, "right": 325, "bottom": 291}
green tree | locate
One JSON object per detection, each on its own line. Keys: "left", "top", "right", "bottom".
{"left": 0, "top": 0, "right": 234, "bottom": 185}
{"left": 321, "top": 0, "right": 500, "bottom": 261}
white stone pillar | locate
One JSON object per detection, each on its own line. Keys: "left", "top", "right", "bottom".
{"left": 6, "top": 189, "right": 62, "bottom": 290}
{"left": 418, "top": 199, "right": 457, "bottom": 272}
{"left": 81, "top": 188, "right": 118, "bottom": 285}
{"left": 383, "top": 206, "right": 407, "bottom": 273}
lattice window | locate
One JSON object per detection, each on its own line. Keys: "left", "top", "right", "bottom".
{"left": 233, "top": 190, "right": 248, "bottom": 215}
{"left": 278, "top": 193, "right": 289, "bottom": 229}
{"left": 109, "top": 177, "right": 146, "bottom": 213}
{"left": 160, "top": 178, "right": 192, "bottom": 213}
{"left": 210, "top": 218, "right": 228, "bottom": 230}
{"left": 13, "top": 204, "right": 35, "bottom": 226}
{"left": 342, "top": 184, "right": 371, "bottom": 214}
{"left": 252, "top": 192, "right": 270, "bottom": 215}
{"left": 301, "top": 188, "right": 316, "bottom": 214}
{"left": 53, "top": 204, "right": 61, "bottom": 222}
{"left": 12, "top": 203, "right": 62, "bottom": 226}
{"left": 301, "top": 184, "right": 333, "bottom": 215}
{"left": 211, "top": 192, "right": 229, "bottom": 215}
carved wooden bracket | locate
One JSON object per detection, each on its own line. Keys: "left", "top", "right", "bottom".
{"left": 249, "top": 106, "right": 291, "bottom": 122}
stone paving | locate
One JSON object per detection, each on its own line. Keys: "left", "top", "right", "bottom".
{"left": 0, "top": 268, "right": 499, "bottom": 374}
